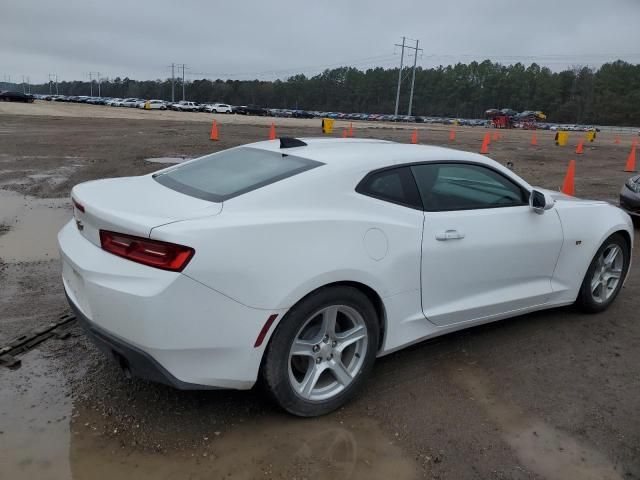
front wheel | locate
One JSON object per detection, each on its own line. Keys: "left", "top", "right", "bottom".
{"left": 576, "top": 233, "right": 630, "bottom": 312}
{"left": 261, "top": 286, "right": 379, "bottom": 417}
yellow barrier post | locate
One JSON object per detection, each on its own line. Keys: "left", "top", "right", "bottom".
{"left": 322, "top": 118, "right": 334, "bottom": 134}
{"left": 555, "top": 131, "right": 569, "bottom": 146}
{"left": 586, "top": 131, "right": 596, "bottom": 142}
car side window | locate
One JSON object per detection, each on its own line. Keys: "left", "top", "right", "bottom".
{"left": 411, "top": 163, "right": 528, "bottom": 211}
{"left": 356, "top": 167, "right": 422, "bottom": 209}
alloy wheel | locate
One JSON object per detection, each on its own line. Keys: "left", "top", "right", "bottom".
{"left": 590, "top": 243, "right": 623, "bottom": 303}
{"left": 288, "top": 305, "right": 368, "bottom": 401}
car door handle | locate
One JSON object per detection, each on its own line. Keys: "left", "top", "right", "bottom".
{"left": 435, "top": 229, "right": 465, "bottom": 241}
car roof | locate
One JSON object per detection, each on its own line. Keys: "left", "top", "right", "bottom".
{"left": 245, "top": 137, "right": 495, "bottom": 171}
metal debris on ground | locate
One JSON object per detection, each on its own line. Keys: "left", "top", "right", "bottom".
{"left": 0, "top": 313, "right": 76, "bottom": 369}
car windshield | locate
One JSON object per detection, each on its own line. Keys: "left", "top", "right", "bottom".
{"left": 153, "top": 147, "right": 323, "bottom": 202}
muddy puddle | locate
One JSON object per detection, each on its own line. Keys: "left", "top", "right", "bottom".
{"left": 452, "top": 366, "right": 624, "bottom": 480}
{"left": 0, "top": 348, "right": 419, "bottom": 480}
{"left": 145, "top": 157, "right": 191, "bottom": 164}
{"left": 0, "top": 189, "right": 71, "bottom": 262}
{"left": 0, "top": 350, "right": 73, "bottom": 479}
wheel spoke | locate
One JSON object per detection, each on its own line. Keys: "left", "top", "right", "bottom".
{"left": 328, "top": 359, "right": 352, "bottom": 386}
{"left": 335, "top": 325, "right": 366, "bottom": 352}
{"left": 291, "top": 339, "right": 316, "bottom": 357}
{"left": 298, "top": 363, "right": 326, "bottom": 397}
{"left": 321, "top": 306, "right": 338, "bottom": 338}
{"left": 591, "top": 276, "right": 602, "bottom": 295}
{"left": 603, "top": 246, "right": 619, "bottom": 267}
{"left": 604, "top": 270, "right": 621, "bottom": 281}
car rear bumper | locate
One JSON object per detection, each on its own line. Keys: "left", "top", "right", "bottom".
{"left": 58, "top": 220, "right": 280, "bottom": 390}
{"left": 67, "top": 291, "right": 215, "bottom": 389}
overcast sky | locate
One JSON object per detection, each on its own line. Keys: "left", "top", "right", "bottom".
{"left": 2, "top": 0, "right": 640, "bottom": 84}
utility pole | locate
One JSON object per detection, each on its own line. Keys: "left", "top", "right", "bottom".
{"left": 22, "top": 75, "right": 26, "bottom": 93}
{"left": 394, "top": 37, "right": 405, "bottom": 116}
{"left": 171, "top": 63, "right": 175, "bottom": 102}
{"left": 407, "top": 39, "right": 422, "bottom": 116}
{"left": 181, "top": 64, "right": 186, "bottom": 101}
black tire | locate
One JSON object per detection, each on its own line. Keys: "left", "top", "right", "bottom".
{"left": 576, "top": 233, "right": 630, "bottom": 313}
{"left": 261, "top": 286, "right": 379, "bottom": 417}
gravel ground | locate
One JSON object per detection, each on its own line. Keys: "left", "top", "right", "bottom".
{"left": 0, "top": 103, "right": 639, "bottom": 480}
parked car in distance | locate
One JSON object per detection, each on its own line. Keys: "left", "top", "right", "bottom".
{"left": 171, "top": 101, "right": 200, "bottom": 112}
{"left": 233, "top": 104, "right": 268, "bottom": 116}
{"left": 60, "top": 138, "right": 634, "bottom": 417}
{"left": 0, "top": 91, "right": 35, "bottom": 103}
{"left": 137, "top": 99, "right": 167, "bottom": 110}
{"left": 106, "top": 98, "right": 123, "bottom": 106}
{"left": 211, "top": 103, "right": 232, "bottom": 113}
{"left": 202, "top": 103, "right": 233, "bottom": 113}
{"left": 291, "top": 110, "right": 315, "bottom": 119}
{"left": 120, "top": 98, "right": 140, "bottom": 108}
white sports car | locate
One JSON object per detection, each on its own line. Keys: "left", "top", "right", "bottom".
{"left": 59, "top": 138, "right": 633, "bottom": 416}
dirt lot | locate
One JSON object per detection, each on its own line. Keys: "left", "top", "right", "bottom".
{"left": 1, "top": 102, "right": 639, "bottom": 480}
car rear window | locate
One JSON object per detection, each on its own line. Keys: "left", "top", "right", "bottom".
{"left": 153, "top": 147, "right": 322, "bottom": 202}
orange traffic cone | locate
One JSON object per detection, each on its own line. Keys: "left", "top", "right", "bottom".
{"left": 614, "top": 135, "right": 620, "bottom": 145}
{"left": 480, "top": 133, "right": 490, "bottom": 154}
{"left": 342, "top": 128, "right": 348, "bottom": 138}
{"left": 575, "top": 139, "right": 584, "bottom": 155}
{"left": 209, "top": 120, "right": 219, "bottom": 141}
{"left": 449, "top": 129, "right": 456, "bottom": 141}
{"left": 410, "top": 129, "right": 418, "bottom": 144}
{"left": 531, "top": 133, "right": 537, "bottom": 146}
{"left": 625, "top": 144, "right": 637, "bottom": 172}
{"left": 269, "top": 122, "right": 276, "bottom": 140}
{"left": 348, "top": 122, "right": 354, "bottom": 138}
{"left": 492, "top": 131, "right": 499, "bottom": 142}
{"left": 561, "top": 160, "right": 576, "bottom": 196}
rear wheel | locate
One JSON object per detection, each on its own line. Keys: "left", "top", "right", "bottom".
{"left": 576, "top": 233, "right": 630, "bottom": 312}
{"left": 262, "top": 286, "right": 379, "bottom": 417}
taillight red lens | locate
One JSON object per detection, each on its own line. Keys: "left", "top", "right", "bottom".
{"left": 99, "top": 230, "right": 195, "bottom": 272}
{"left": 72, "top": 197, "right": 85, "bottom": 213}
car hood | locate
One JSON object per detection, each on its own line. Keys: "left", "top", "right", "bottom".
{"left": 536, "top": 187, "right": 608, "bottom": 205}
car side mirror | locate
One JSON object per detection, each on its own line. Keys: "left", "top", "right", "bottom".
{"left": 530, "top": 189, "right": 555, "bottom": 214}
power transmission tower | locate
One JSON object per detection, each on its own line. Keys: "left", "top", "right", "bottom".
{"left": 49, "top": 74, "right": 58, "bottom": 95}
{"left": 407, "top": 39, "right": 423, "bottom": 116}
{"left": 394, "top": 37, "right": 405, "bottom": 116}
{"left": 394, "top": 37, "right": 422, "bottom": 116}
{"left": 87, "top": 72, "right": 100, "bottom": 96}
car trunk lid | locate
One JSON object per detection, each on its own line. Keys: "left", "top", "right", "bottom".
{"left": 71, "top": 175, "right": 222, "bottom": 247}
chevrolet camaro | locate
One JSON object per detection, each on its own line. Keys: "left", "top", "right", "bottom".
{"left": 59, "top": 138, "right": 633, "bottom": 416}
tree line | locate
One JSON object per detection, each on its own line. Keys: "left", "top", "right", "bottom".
{"left": 28, "top": 60, "right": 640, "bottom": 126}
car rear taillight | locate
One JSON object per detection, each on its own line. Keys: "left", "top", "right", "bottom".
{"left": 99, "top": 230, "right": 194, "bottom": 272}
{"left": 72, "top": 197, "right": 85, "bottom": 212}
